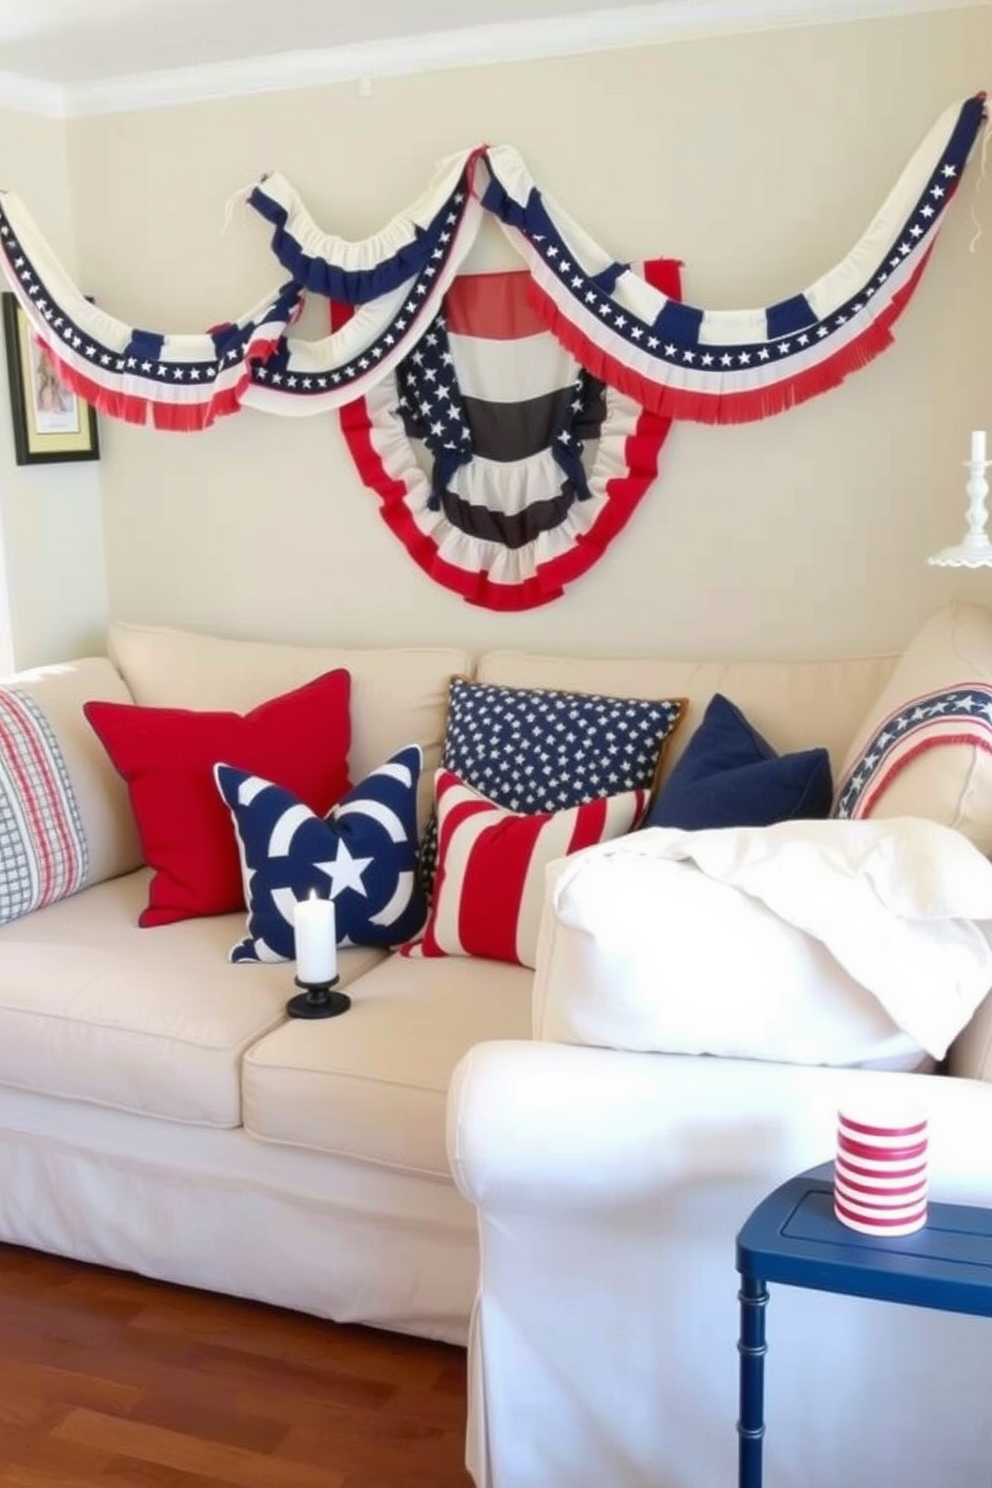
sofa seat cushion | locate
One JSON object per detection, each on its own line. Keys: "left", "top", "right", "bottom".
{"left": 0, "top": 870, "right": 386, "bottom": 1127}
{"left": 243, "top": 952, "right": 532, "bottom": 1177}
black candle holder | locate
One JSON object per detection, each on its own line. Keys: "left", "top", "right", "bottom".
{"left": 286, "top": 975, "right": 351, "bottom": 1020}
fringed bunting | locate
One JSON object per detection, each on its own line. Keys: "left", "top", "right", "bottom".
{"left": 477, "top": 94, "right": 987, "bottom": 424}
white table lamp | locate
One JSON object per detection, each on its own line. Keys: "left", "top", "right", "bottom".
{"left": 928, "top": 429, "right": 992, "bottom": 568}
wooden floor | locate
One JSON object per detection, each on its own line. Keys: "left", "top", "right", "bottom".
{"left": 0, "top": 1243, "right": 473, "bottom": 1488}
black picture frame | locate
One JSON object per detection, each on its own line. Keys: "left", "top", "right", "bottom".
{"left": 2, "top": 292, "right": 100, "bottom": 465}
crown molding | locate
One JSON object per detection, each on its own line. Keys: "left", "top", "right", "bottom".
{"left": 0, "top": 67, "right": 66, "bottom": 119}
{"left": 0, "top": 0, "right": 988, "bottom": 118}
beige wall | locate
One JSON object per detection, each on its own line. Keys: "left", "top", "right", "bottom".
{"left": 52, "top": 7, "right": 992, "bottom": 662}
{"left": 0, "top": 109, "right": 109, "bottom": 671}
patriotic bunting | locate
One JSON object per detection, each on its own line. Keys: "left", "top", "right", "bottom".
{"left": 333, "top": 262, "right": 681, "bottom": 609}
{"left": 0, "top": 93, "right": 983, "bottom": 605}
{"left": 0, "top": 147, "right": 485, "bottom": 428}
{"left": 0, "top": 95, "right": 983, "bottom": 435}
{"left": 477, "top": 93, "right": 987, "bottom": 424}
{"left": 0, "top": 186, "right": 305, "bottom": 431}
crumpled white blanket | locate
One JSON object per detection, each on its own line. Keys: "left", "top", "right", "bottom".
{"left": 560, "top": 816, "right": 992, "bottom": 1059}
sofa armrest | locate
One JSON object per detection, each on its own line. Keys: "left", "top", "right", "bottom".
{"left": 448, "top": 1039, "right": 992, "bottom": 1210}
{"left": 447, "top": 1042, "right": 992, "bottom": 1488}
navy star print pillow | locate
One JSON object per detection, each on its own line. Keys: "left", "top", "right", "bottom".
{"left": 214, "top": 744, "right": 427, "bottom": 961}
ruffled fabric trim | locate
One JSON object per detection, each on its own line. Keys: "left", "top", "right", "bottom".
{"left": 334, "top": 261, "right": 680, "bottom": 611}
{"left": 0, "top": 96, "right": 982, "bottom": 433}
{"left": 476, "top": 93, "right": 987, "bottom": 424}
{"left": 0, "top": 151, "right": 485, "bottom": 426}
{"left": 0, "top": 188, "right": 303, "bottom": 430}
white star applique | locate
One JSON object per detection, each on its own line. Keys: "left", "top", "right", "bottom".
{"left": 316, "top": 840, "right": 374, "bottom": 898}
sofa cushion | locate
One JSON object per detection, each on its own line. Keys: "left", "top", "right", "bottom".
{"left": 215, "top": 745, "right": 428, "bottom": 961}
{"left": 242, "top": 952, "right": 532, "bottom": 1177}
{"left": 85, "top": 670, "right": 352, "bottom": 927}
{"left": 1, "top": 659, "right": 141, "bottom": 920}
{"left": 106, "top": 621, "right": 470, "bottom": 833}
{"left": 645, "top": 692, "right": 833, "bottom": 830}
{"left": 833, "top": 602, "right": 992, "bottom": 853}
{"left": 406, "top": 769, "right": 649, "bottom": 967}
{"left": 0, "top": 869, "right": 386, "bottom": 1126}
{"left": 420, "top": 675, "right": 685, "bottom": 885}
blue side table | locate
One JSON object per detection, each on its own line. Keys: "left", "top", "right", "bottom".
{"left": 735, "top": 1161, "right": 992, "bottom": 1488}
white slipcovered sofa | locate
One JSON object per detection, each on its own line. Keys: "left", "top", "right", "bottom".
{"left": 4, "top": 604, "right": 992, "bottom": 1488}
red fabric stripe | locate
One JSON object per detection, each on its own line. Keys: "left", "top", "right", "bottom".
{"left": 338, "top": 395, "right": 565, "bottom": 610}
{"left": 443, "top": 271, "right": 550, "bottom": 340}
{"left": 34, "top": 344, "right": 253, "bottom": 431}
{"left": 456, "top": 807, "right": 542, "bottom": 963}
{"left": 0, "top": 699, "right": 65, "bottom": 903}
{"left": 858, "top": 733, "right": 992, "bottom": 817}
{"left": 418, "top": 784, "right": 490, "bottom": 955}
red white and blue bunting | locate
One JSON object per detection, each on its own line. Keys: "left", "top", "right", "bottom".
{"left": 477, "top": 92, "right": 988, "bottom": 424}
{"left": 0, "top": 94, "right": 983, "bottom": 433}
{"left": 0, "top": 147, "right": 485, "bottom": 429}
{"left": 333, "top": 262, "right": 680, "bottom": 610}
{"left": 0, "top": 93, "right": 983, "bottom": 608}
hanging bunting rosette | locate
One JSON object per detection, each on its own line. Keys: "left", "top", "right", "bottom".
{"left": 477, "top": 92, "right": 988, "bottom": 424}
{"left": 331, "top": 259, "right": 681, "bottom": 610}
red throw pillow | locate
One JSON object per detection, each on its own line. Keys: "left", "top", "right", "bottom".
{"left": 403, "top": 769, "right": 649, "bottom": 967}
{"left": 85, "top": 670, "right": 351, "bottom": 927}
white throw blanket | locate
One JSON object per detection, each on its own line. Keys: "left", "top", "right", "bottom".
{"left": 572, "top": 817, "right": 992, "bottom": 1059}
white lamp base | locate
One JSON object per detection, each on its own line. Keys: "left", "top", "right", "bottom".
{"left": 928, "top": 446, "right": 992, "bottom": 569}
{"left": 928, "top": 539, "right": 992, "bottom": 569}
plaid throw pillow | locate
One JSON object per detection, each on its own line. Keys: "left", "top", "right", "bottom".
{"left": 1, "top": 686, "right": 88, "bottom": 924}
{"left": 419, "top": 677, "right": 685, "bottom": 891}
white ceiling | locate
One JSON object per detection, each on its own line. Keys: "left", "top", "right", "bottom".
{"left": 0, "top": 0, "right": 984, "bottom": 115}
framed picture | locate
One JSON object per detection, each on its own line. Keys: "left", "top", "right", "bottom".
{"left": 2, "top": 292, "right": 100, "bottom": 465}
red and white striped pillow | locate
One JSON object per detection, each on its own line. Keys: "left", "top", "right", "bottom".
{"left": 402, "top": 768, "right": 649, "bottom": 967}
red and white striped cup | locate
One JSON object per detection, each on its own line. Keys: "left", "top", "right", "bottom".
{"left": 834, "top": 1103, "right": 928, "bottom": 1237}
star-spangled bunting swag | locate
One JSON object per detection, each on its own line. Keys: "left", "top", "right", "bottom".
{"left": 0, "top": 93, "right": 984, "bottom": 434}
{"left": 0, "top": 149, "right": 485, "bottom": 430}
{"left": 834, "top": 685, "right": 992, "bottom": 819}
{"left": 331, "top": 262, "right": 680, "bottom": 610}
{"left": 477, "top": 92, "right": 988, "bottom": 424}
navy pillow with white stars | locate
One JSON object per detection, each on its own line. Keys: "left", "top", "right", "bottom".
{"left": 419, "top": 679, "right": 686, "bottom": 888}
{"left": 215, "top": 744, "right": 427, "bottom": 963}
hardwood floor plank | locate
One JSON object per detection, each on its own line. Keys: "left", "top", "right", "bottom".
{"left": 0, "top": 1245, "right": 473, "bottom": 1488}
{"left": 53, "top": 1409, "right": 348, "bottom": 1488}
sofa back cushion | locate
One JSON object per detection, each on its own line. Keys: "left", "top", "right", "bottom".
{"left": 476, "top": 650, "right": 900, "bottom": 777}
{"left": 1, "top": 657, "right": 142, "bottom": 920}
{"left": 107, "top": 621, "right": 471, "bottom": 830}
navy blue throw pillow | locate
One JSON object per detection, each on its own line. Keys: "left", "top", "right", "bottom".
{"left": 644, "top": 693, "right": 832, "bottom": 831}
{"left": 214, "top": 744, "right": 428, "bottom": 961}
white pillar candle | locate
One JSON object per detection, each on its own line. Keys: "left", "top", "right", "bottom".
{"left": 294, "top": 894, "right": 337, "bottom": 984}
{"left": 971, "top": 429, "right": 987, "bottom": 465}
